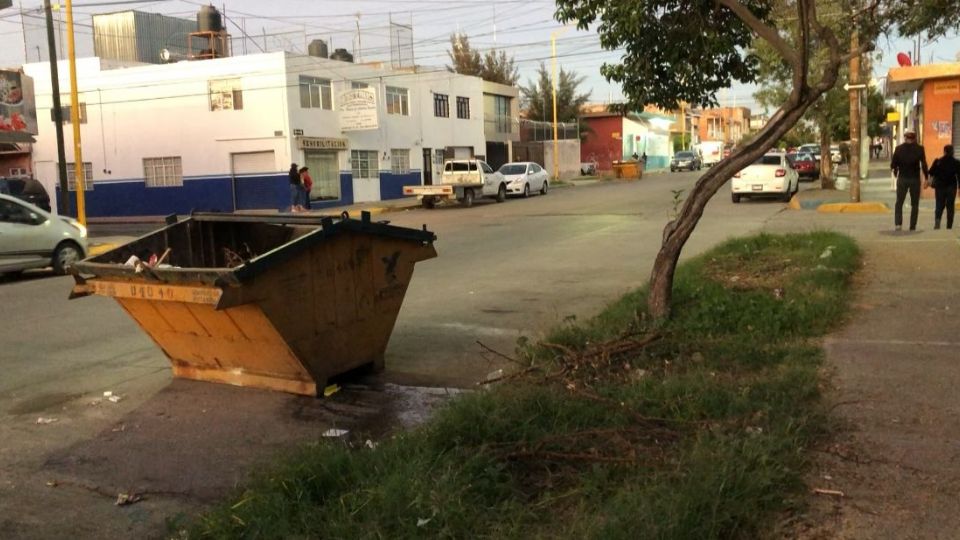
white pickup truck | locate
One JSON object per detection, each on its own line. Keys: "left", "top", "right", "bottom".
{"left": 403, "top": 159, "right": 507, "bottom": 208}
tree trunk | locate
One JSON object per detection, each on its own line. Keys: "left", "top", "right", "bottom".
{"left": 647, "top": 91, "right": 824, "bottom": 321}
{"left": 819, "top": 125, "right": 835, "bottom": 189}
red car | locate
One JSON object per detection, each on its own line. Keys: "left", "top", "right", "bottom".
{"left": 787, "top": 152, "right": 819, "bottom": 181}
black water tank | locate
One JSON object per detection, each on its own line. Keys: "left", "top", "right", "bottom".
{"left": 330, "top": 48, "right": 354, "bottom": 63}
{"left": 197, "top": 4, "right": 222, "bottom": 33}
{"left": 308, "top": 39, "right": 329, "bottom": 58}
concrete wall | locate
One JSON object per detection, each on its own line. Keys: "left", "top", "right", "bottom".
{"left": 542, "top": 139, "right": 582, "bottom": 179}
{"left": 580, "top": 115, "right": 622, "bottom": 171}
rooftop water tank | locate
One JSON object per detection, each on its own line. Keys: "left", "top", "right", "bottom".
{"left": 308, "top": 39, "right": 328, "bottom": 58}
{"left": 330, "top": 48, "right": 354, "bottom": 63}
{"left": 197, "top": 4, "right": 222, "bottom": 33}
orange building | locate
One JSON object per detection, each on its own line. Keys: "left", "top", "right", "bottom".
{"left": 886, "top": 63, "right": 960, "bottom": 162}
{"left": 698, "top": 107, "right": 751, "bottom": 144}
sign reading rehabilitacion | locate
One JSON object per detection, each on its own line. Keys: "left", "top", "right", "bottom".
{"left": 297, "top": 137, "right": 348, "bottom": 150}
{"left": 339, "top": 87, "right": 379, "bottom": 131}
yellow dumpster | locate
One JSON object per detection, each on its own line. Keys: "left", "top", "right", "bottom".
{"left": 70, "top": 211, "right": 437, "bottom": 396}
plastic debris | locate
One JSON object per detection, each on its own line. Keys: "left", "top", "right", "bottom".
{"left": 417, "top": 517, "right": 432, "bottom": 527}
{"left": 365, "top": 439, "right": 377, "bottom": 449}
{"left": 323, "top": 384, "right": 341, "bottom": 397}
{"left": 107, "top": 395, "right": 122, "bottom": 403}
{"left": 115, "top": 492, "right": 143, "bottom": 506}
{"left": 322, "top": 428, "right": 349, "bottom": 437}
{"left": 103, "top": 391, "right": 113, "bottom": 397}
{"left": 36, "top": 417, "right": 58, "bottom": 425}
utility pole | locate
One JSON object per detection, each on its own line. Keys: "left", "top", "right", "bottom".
{"left": 43, "top": 0, "right": 69, "bottom": 215}
{"left": 550, "top": 27, "right": 570, "bottom": 181}
{"left": 64, "top": 0, "right": 86, "bottom": 224}
{"left": 848, "top": 28, "right": 861, "bottom": 203}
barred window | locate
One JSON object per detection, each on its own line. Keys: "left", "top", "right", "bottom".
{"left": 299, "top": 76, "right": 333, "bottom": 110}
{"left": 209, "top": 79, "right": 243, "bottom": 111}
{"left": 390, "top": 149, "right": 410, "bottom": 174}
{"left": 65, "top": 161, "right": 94, "bottom": 190}
{"left": 434, "top": 149, "right": 444, "bottom": 166}
{"left": 143, "top": 156, "right": 183, "bottom": 187}
{"left": 386, "top": 86, "right": 409, "bottom": 115}
{"left": 456, "top": 96, "right": 470, "bottom": 119}
{"left": 434, "top": 93, "right": 449, "bottom": 118}
{"left": 350, "top": 150, "right": 378, "bottom": 179}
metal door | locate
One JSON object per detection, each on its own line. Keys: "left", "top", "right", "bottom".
{"left": 422, "top": 148, "right": 433, "bottom": 185}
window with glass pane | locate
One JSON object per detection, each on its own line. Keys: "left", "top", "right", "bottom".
{"left": 434, "top": 149, "right": 444, "bottom": 166}
{"left": 209, "top": 79, "right": 243, "bottom": 111}
{"left": 299, "top": 76, "right": 332, "bottom": 110}
{"left": 386, "top": 86, "right": 408, "bottom": 115}
{"left": 350, "top": 150, "right": 378, "bottom": 179}
{"left": 456, "top": 96, "right": 470, "bottom": 119}
{"left": 434, "top": 93, "right": 449, "bottom": 117}
{"left": 143, "top": 156, "right": 183, "bottom": 187}
{"left": 390, "top": 149, "right": 410, "bottom": 174}
{"left": 352, "top": 81, "right": 369, "bottom": 89}
{"left": 64, "top": 162, "right": 94, "bottom": 190}
{"left": 494, "top": 95, "right": 511, "bottom": 133}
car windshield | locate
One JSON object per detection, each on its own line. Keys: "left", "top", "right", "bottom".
{"left": 500, "top": 164, "right": 526, "bottom": 175}
{"left": 755, "top": 155, "right": 782, "bottom": 166}
{"left": 675, "top": 152, "right": 694, "bottom": 159}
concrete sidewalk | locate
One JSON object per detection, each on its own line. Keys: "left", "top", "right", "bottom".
{"left": 767, "top": 195, "right": 960, "bottom": 538}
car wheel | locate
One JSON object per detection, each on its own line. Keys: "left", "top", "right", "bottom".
{"left": 670, "top": 167, "right": 675, "bottom": 172}
{"left": 53, "top": 241, "right": 83, "bottom": 275}
{"left": 496, "top": 183, "right": 507, "bottom": 203}
{"left": 523, "top": 183, "right": 530, "bottom": 198}
{"left": 540, "top": 181, "right": 548, "bottom": 195}
{"left": 782, "top": 189, "right": 793, "bottom": 203}
{"left": 422, "top": 196, "right": 436, "bottom": 209}
{"left": 461, "top": 188, "right": 474, "bottom": 208}
{"left": 732, "top": 193, "right": 741, "bottom": 204}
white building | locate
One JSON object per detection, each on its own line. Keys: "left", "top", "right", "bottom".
{"left": 24, "top": 52, "right": 519, "bottom": 217}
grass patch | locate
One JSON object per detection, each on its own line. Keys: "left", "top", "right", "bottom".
{"left": 183, "top": 232, "right": 859, "bottom": 539}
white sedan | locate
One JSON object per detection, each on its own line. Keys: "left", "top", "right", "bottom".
{"left": 498, "top": 162, "right": 549, "bottom": 197}
{"left": 731, "top": 153, "right": 799, "bottom": 203}
{"left": 0, "top": 193, "right": 89, "bottom": 275}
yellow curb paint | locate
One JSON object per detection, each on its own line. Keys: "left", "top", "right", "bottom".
{"left": 817, "top": 202, "right": 890, "bottom": 214}
{"left": 788, "top": 195, "right": 801, "bottom": 210}
{"left": 88, "top": 243, "right": 118, "bottom": 257}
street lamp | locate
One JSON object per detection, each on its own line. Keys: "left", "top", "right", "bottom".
{"left": 551, "top": 26, "right": 571, "bottom": 181}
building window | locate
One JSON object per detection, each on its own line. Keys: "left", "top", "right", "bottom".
{"left": 350, "top": 150, "right": 378, "bottom": 179}
{"left": 8, "top": 167, "right": 28, "bottom": 176}
{"left": 434, "top": 93, "right": 449, "bottom": 118}
{"left": 493, "top": 95, "right": 511, "bottom": 133}
{"left": 391, "top": 149, "right": 410, "bottom": 174}
{"left": 51, "top": 103, "right": 87, "bottom": 124}
{"left": 434, "top": 149, "right": 444, "bottom": 166}
{"left": 299, "top": 76, "right": 332, "bottom": 110}
{"left": 143, "top": 156, "right": 183, "bottom": 187}
{"left": 456, "top": 96, "right": 470, "bottom": 119}
{"left": 386, "top": 86, "right": 408, "bottom": 115}
{"left": 351, "top": 81, "right": 369, "bottom": 89}
{"left": 209, "top": 79, "right": 243, "bottom": 111}
{"left": 64, "top": 162, "right": 94, "bottom": 190}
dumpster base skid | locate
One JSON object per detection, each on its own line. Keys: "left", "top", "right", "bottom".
{"left": 171, "top": 364, "right": 317, "bottom": 396}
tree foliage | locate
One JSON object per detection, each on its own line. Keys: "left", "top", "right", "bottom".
{"left": 520, "top": 62, "right": 591, "bottom": 122}
{"left": 447, "top": 34, "right": 520, "bottom": 86}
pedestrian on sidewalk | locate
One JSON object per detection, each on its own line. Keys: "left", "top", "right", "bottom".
{"left": 928, "top": 145, "right": 960, "bottom": 229}
{"left": 288, "top": 163, "right": 304, "bottom": 212}
{"left": 890, "top": 131, "right": 929, "bottom": 231}
{"left": 299, "top": 166, "right": 313, "bottom": 210}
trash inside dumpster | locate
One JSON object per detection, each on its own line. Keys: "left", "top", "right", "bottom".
{"left": 70, "top": 211, "right": 437, "bottom": 396}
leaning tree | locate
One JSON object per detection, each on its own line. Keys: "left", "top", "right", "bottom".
{"left": 555, "top": 0, "right": 886, "bottom": 320}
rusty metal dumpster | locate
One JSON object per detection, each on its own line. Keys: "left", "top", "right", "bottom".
{"left": 70, "top": 211, "right": 436, "bottom": 397}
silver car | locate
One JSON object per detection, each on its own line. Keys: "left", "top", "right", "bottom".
{"left": 0, "top": 193, "right": 88, "bottom": 275}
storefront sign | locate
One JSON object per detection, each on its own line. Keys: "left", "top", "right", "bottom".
{"left": 886, "top": 111, "right": 900, "bottom": 123}
{"left": 297, "top": 137, "right": 348, "bottom": 150}
{"left": 339, "top": 88, "right": 378, "bottom": 131}
{"left": 0, "top": 70, "right": 37, "bottom": 143}
{"left": 933, "top": 80, "right": 960, "bottom": 95}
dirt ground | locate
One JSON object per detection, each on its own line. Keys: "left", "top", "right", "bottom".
{"left": 789, "top": 230, "right": 960, "bottom": 539}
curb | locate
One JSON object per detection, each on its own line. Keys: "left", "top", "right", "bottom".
{"left": 88, "top": 243, "right": 119, "bottom": 257}
{"left": 817, "top": 202, "right": 890, "bottom": 214}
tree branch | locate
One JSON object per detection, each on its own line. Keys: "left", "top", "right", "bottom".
{"left": 717, "top": 0, "right": 799, "bottom": 70}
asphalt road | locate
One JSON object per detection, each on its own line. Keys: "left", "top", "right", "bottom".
{"left": 0, "top": 171, "right": 799, "bottom": 538}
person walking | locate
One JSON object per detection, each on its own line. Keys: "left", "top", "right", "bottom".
{"left": 288, "top": 163, "right": 304, "bottom": 212}
{"left": 890, "top": 130, "right": 929, "bottom": 231}
{"left": 299, "top": 166, "right": 313, "bottom": 211}
{"left": 928, "top": 145, "right": 960, "bottom": 229}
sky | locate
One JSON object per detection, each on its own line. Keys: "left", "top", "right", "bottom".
{"left": 1, "top": 0, "right": 957, "bottom": 114}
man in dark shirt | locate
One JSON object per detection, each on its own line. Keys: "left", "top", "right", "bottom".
{"left": 928, "top": 145, "right": 960, "bottom": 229}
{"left": 890, "top": 131, "right": 929, "bottom": 231}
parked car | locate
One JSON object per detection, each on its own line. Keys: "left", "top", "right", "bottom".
{"left": 730, "top": 153, "right": 799, "bottom": 203}
{"left": 498, "top": 162, "right": 549, "bottom": 197}
{"left": 697, "top": 141, "right": 724, "bottom": 166}
{"left": 670, "top": 151, "right": 702, "bottom": 172}
{"left": 404, "top": 159, "right": 507, "bottom": 208}
{"left": 797, "top": 143, "right": 821, "bottom": 160}
{"left": 787, "top": 152, "right": 819, "bottom": 181}
{"left": 0, "top": 177, "right": 51, "bottom": 211}
{"left": 0, "top": 193, "right": 88, "bottom": 275}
